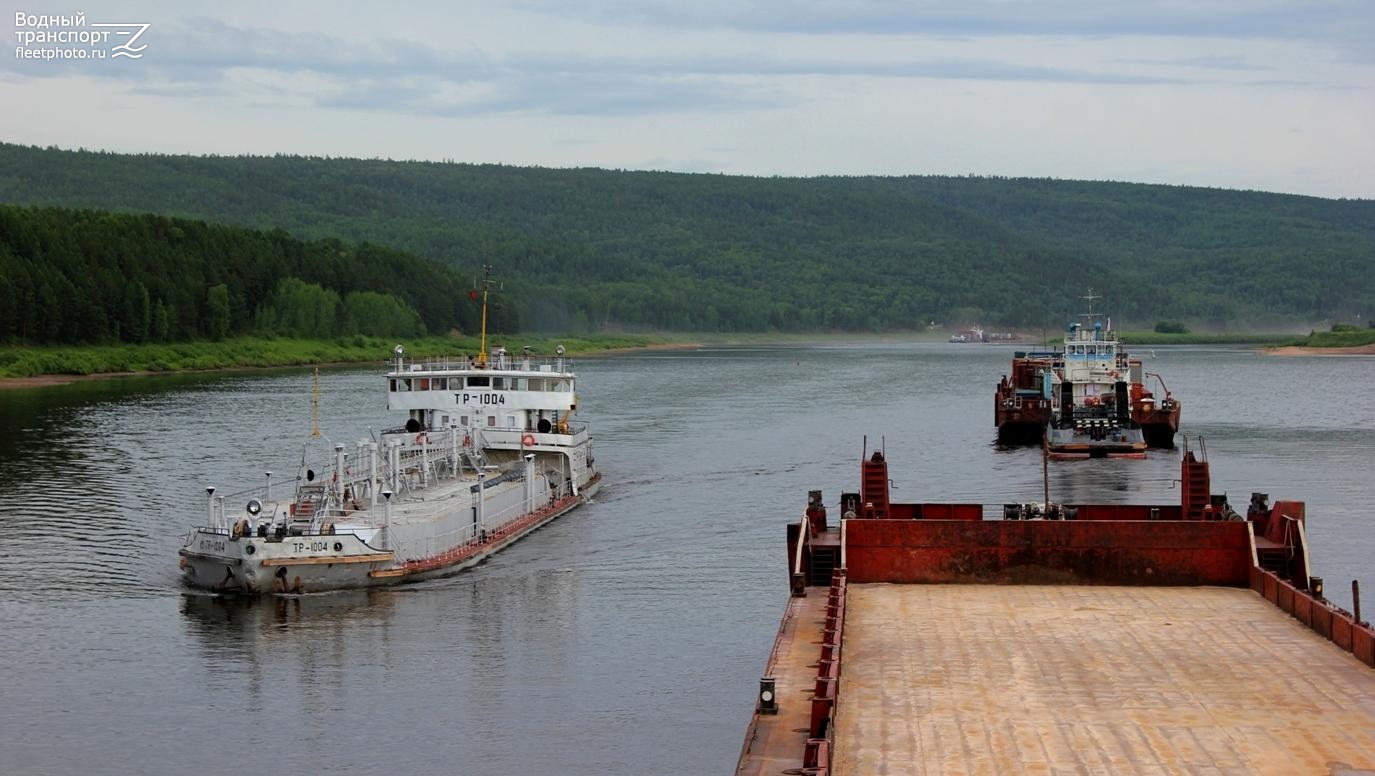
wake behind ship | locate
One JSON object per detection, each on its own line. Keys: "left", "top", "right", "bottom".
{"left": 179, "top": 343, "right": 599, "bottom": 595}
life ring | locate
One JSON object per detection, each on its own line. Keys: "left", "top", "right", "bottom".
{"left": 521, "top": 433, "right": 536, "bottom": 447}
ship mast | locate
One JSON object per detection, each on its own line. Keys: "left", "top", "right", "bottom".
{"left": 1078, "top": 288, "right": 1106, "bottom": 338}
{"left": 477, "top": 263, "right": 494, "bottom": 368}
{"left": 310, "top": 367, "right": 321, "bottom": 437}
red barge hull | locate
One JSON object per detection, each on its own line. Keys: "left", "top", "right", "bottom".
{"left": 737, "top": 446, "right": 1375, "bottom": 775}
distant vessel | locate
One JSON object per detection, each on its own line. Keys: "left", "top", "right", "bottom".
{"left": 994, "top": 292, "right": 1180, "bottom": 455}
{"left": 179, "top": 268, "right": 600, "bottom": 594}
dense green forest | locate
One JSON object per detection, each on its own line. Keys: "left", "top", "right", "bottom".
{"left": 1, "top": 142, "right": 1372, "bottom": 333}
{"left": 0, "top": 205, "right": 506, "bottom": 345}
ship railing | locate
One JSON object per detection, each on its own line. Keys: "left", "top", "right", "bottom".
{"left": 388, "top": 477, "right": 565, "bottom": 562}
{"left": 390, "top": 353, "right": 575, "bottom": 375}
{"left": 483, "top": 423, "right": 590, "bottom": 447}
{"left": 803, "top": 571, "right": 847, "bottom": 775}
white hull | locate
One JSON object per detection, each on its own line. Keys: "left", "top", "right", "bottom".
{"left": 182, "top": 472, "right": 600, "bottom": 594}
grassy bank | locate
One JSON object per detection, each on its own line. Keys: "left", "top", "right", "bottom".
{"left": 0, "top": 333, "right": 674, "bottom": 379}
{"left": 1283, "top": 328, "right": 1375, "bottom": 348}
{"left": 1117, "top": 331, "right": 1294, "bottom": 345}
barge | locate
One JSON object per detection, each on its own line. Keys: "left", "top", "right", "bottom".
{"left": 737, "top": 444, "right": 1375, "bottom": 775}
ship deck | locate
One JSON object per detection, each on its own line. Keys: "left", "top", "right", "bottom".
{"left": 741, "top": 583, "right": 1375, "bottom": 775}
{"left": 832, "top": 584, "right": 1375, "bottom": 775}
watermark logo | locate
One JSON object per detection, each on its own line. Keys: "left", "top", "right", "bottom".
{"left": 91, "top": 22, "right": 150, "bottom": 58}
{"left": 14, "top": 12, "right": 151, "bottom": 60}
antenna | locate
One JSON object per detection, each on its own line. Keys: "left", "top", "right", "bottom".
{"left": 1078, "top": 288, "right": 1104, "bottom": 320}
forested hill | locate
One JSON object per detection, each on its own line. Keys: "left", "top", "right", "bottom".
{"left": 2, "top": 142, "right": 1372, "bottom": 332}
{"left": 0, "top": 205, "right": 489, "bottom": 344}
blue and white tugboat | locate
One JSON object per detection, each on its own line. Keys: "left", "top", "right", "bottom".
{"left": 1045, "top": 291, "right": 1148, "bottom": 459}
{"left": 179, "top": 270, "right": 600, "bottom": 594}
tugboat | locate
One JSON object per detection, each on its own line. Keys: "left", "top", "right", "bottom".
{"left": 179, "top": 267, "right": 600, "bottom": 594}
{"left": 995, "top": 292, "right": 1180, "bottom": 451}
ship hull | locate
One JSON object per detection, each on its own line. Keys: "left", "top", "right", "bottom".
{"left": 996, "top": 403, "right": 1179, "bottom": 449}
{"left": 1045, "top": 423, "right": 1147, "bottom": 459}
{"left": 181, "top": 473, "right": 600, "bottom": 595}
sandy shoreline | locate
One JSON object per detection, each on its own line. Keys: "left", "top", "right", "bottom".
{"left": 1264, "top": 344, "right": 1375, "bottom": 357}
{"left": 0, "top": 341, "right": 704, "bottom": 390}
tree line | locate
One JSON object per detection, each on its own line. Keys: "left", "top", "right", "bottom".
{"left": 0, "top": 205, "right": 514, "bottom": 345}
{"left": 1, "top": 143, "right": 1372, "bottom": 333}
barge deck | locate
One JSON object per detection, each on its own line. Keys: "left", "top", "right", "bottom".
{"left": 737, "top": 445, "right": 1375, "bottom": 775}
{"left": 834, "top": 584, "right": 1375, "bottom": 775}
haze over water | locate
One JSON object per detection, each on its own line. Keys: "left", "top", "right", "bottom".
{"left": 1, "top": 344, "right": 1371, "bottom": 775}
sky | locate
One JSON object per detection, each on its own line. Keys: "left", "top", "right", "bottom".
{"left": 3, "top": 0, "right": 1373, "bottom": 198}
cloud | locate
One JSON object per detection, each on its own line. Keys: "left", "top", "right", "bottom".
{"left": 519, "top": 0, "right": 1373, "bottom": 43}
{"left": 3, "top": 16, "right": 1207, "bottom": 120}
{"left": 1114, "top": 54, "right": 1269, "bottom": 71}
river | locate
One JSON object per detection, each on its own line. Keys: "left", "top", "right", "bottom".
{"left": 0, "top": 343, "right": 1371, "bottom": 775}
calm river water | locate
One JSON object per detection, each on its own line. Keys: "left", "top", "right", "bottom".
{"left": 1, "top": 343, "right": 1371, "bottom": 775}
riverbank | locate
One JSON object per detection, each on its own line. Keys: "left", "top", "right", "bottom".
{"left": 1265, "top": 344, "right": 1375, "bottom": 357}
{"left": 0, "top": 334, "right": 695, "bottom": 389}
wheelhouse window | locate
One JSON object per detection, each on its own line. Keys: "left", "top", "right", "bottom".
{"left": 468, "top": 376, "right": 490, "bottom": 388}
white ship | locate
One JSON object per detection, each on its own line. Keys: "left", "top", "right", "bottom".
{"left": 1045, "top": 290, "right": 1148, "bottom": 459}
{"left": 179, "top": 274, "right": 600, "bottom": 594}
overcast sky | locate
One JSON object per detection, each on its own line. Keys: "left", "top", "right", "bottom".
{"left": 3, "top": 1, "right": 1373, "bottom": 198}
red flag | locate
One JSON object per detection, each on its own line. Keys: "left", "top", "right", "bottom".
{"left": 468, "top": 290, "right": 479, "bottom": 301}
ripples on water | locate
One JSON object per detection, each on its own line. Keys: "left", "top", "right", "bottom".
{"left": 0, "top": 345, "right": 1371, "bottom": 775}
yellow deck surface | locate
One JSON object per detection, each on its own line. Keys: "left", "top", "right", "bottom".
{"left": 835, "top": 585, "right": 1375, "bottom": 776}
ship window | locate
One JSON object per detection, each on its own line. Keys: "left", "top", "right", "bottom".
{"left": 389, "top": 379, "right": 397, "bottom": 392}
{"left": 418, "top": 378, "right": 430, "bottom": 390}
{"left": 506, "top": 416, "right": 517, "bottom": 427}
{"left": 487, "top": 416, "right": 496, "bottom": 427}
{"left": 467, "top": 376, "right": 490, "bottom": 388}
{"left": 432, "top": 378, "right": 447, "bottom": 390}
{"left": 511, "top": 378, "right": 527, "bottom": 390}
{"left": 440, "top": 414, "right": 449, "bottom": 426}
{"left": 399, "top": 378, "right": 412, "bottom": 391}
{"left": 460, "top": 416, "right": 469, "bottom": 426}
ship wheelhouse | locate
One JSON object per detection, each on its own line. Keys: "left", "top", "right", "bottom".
{"left": 385, "top": 348, "right": 586, "bottom": 453}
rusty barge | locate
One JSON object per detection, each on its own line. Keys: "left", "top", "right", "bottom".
{"left": 737, "top": 444, "right": 1375, "bottom": 775}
